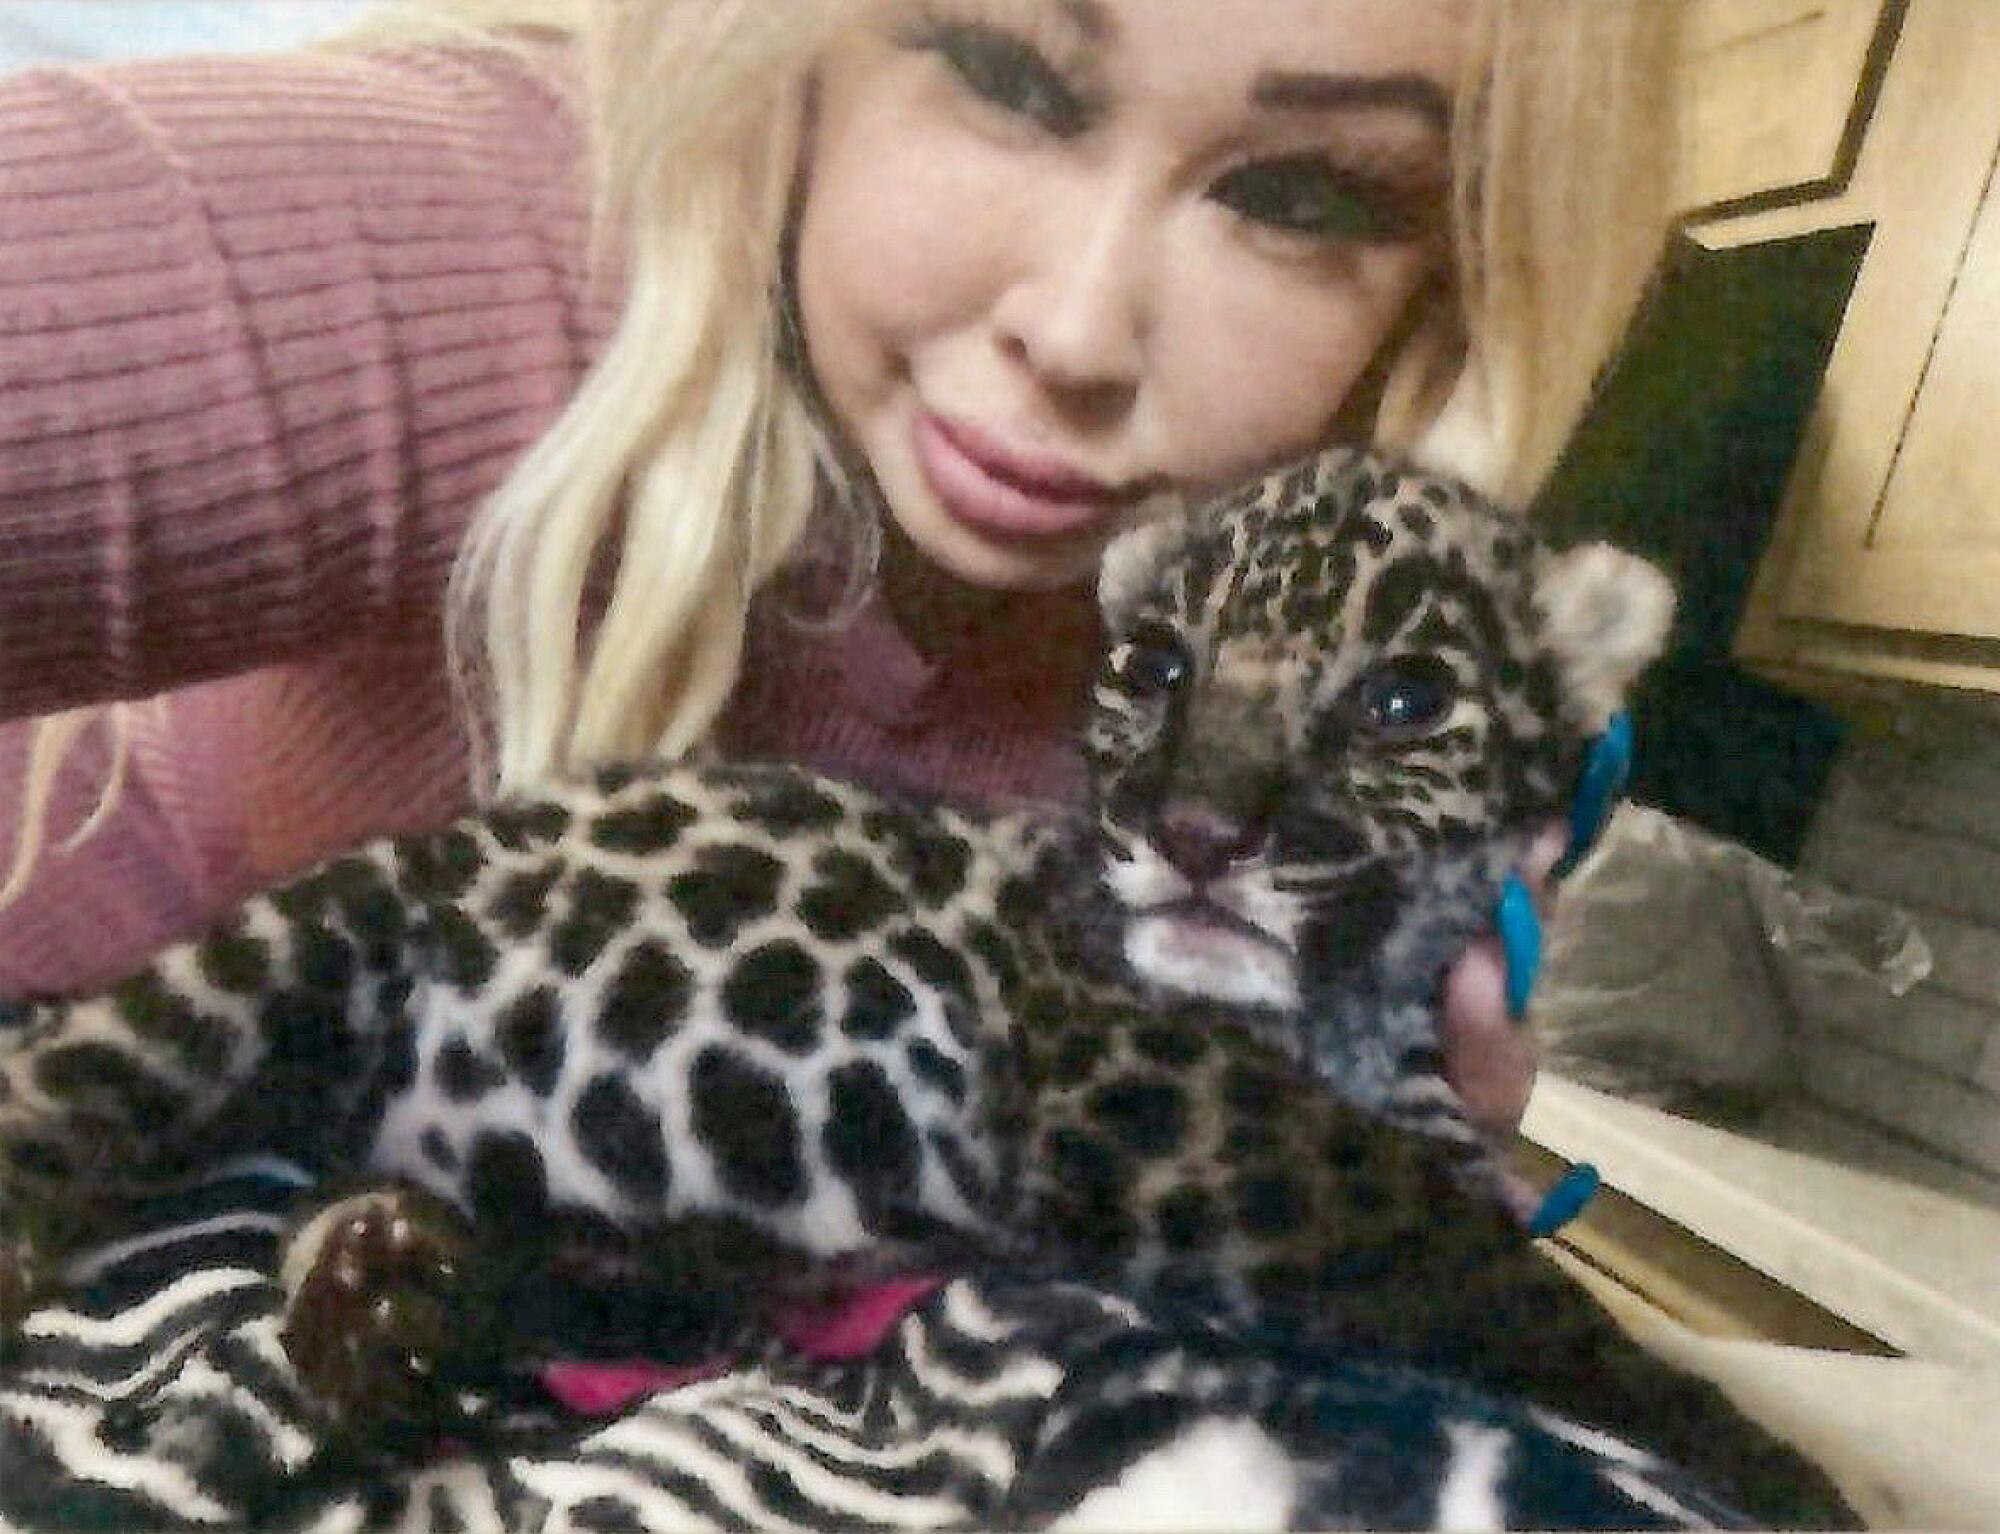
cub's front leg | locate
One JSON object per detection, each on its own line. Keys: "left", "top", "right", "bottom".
{"left": 275, "top": 1178, "right": 798, "bottom": 1446}
{"left": 277, "top": 1181, "right": 486, "bottom": 1442}
{"left": 0, "top": 845, "right": 421, "bottom": 1336}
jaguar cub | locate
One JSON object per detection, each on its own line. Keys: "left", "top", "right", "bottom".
{"left": 0, "top": 449, "right": 1852, "bottom": 1527}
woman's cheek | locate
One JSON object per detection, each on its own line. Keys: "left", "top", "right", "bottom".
{"left": 798, "top": 55, "right": 1035, "bottom": 365}
{"left": 1150, "top": 240, "right": 1437, "bottom": 483}
{"left": 1147, "top": 301, "right": 1386, "bottom": 482}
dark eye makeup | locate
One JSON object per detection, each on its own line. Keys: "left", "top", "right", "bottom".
{"left": 894, "top": 5, "right": 1440, "bottom": 249}
{"left": 1212, "top": 154, "right": 1435, "bottom": 246}
{"left": 897, "top": 11, "right": 1098, "bottom": 137}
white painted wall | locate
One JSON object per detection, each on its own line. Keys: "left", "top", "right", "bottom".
{"left": 0, "top": 2, "right": 367, "bottom": 73}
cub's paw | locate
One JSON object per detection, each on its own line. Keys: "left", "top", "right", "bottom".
{"left": 279, "top": 1185, "right": 480, "bottom": 1442}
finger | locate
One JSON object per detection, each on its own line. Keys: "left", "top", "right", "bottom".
{"left": 1555, "top": 711, "right": 1633, "bottom": 878}
{"left": 1527, "top": 1163, "right": 1601, "bottom": 1237}
{"left": 1496, "top": 874, "right": 1542, "bottom": 1021}
{"left": 1520, "top": 820, "right": 1568, "bottom": 895}
{"left": 1441, "top": 938, "right": 1537, "bottom": 1136}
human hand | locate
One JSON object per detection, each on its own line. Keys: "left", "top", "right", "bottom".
{"left": 1439, "top": 821, "right": 1566, "bottom": 1140}
{"left": 1439, "top": 715, "right": 1634, "bottom": 1231}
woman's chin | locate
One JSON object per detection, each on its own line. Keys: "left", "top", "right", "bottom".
{"left": 879, "top": 511, "right": 1105, "bottom": 619}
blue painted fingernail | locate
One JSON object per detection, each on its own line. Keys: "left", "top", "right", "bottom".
{"left": 1556, "top": 711, "right": 1635, "bottom": 878}
{"left": 1497, "top": 874, "right": 1541, "bottom": 1021}
{"left": 1529, "top": 1163, "right": 1601, "bottom": 1236}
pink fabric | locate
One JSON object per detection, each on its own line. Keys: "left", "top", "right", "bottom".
{"left": 0, "top": 41, "right": 1098, "bottom": 993}
{"left": 770, "top": 1275, "right": 949, "bottom": 1360}
{"left": 538, "top": 1275, "right": 950, "bottom": 1415}
{"left": 539, "top": 1358, "right": 727, "bottom": 1416}
{"left": 0, "top": 38, "right": 612, "bottom": 984}
{"left": 0, "top": 41, "right": 608, "bottom": 725}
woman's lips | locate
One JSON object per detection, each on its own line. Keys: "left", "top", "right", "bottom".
{"left": 913, "top": 412, "right": 1137, "bottom": 539}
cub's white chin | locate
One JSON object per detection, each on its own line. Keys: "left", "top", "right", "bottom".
{"left": 1124, "top": 915, "right": 1298, "bottom": 1010}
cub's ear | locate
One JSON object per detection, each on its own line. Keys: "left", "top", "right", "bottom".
{"left": 1533, "top": 543, "right": 1676, "bottom": 729}
{"left": 1097, "top": 496, "right": 1192, "bottom": 632}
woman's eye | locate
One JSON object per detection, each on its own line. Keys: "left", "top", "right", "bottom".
{"left": 1212, "top": 157, "right": 1419, "bottom": 245}
{"left": 1113, "top": 624, "right": 1193, "bottom": 696}
{"left": 1356, "top": 656, "right": 1456, "bottom": 734}
{"left": 918, "top": 23, "right": 1091, "bottom": 136}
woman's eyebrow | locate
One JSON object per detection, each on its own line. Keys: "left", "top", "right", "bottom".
{"left": 1248, "top": 71, "right": 1451, "bottom": 132}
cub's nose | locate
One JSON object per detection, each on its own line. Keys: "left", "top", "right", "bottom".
{"left": 1152, "top": 800, "right": 1267, "bottom": 884}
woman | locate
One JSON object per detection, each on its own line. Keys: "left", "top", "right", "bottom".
{"left": 0, "top": 0, "right": 1669, "bottom": 1111}
{"left": 0, "top": 3, "right": 1703, "bottom": 1525}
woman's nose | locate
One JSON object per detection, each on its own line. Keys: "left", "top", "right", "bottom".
{"left": 990, "top": 185, "right": 1151, "bottom": 405}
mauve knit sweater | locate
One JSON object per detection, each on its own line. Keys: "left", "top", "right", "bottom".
{"left": 0, "top": 41, "right": 1097, "bottom": 994}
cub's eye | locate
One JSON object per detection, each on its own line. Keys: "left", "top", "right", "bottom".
{"left": 1112, "top": 623, "right": 1193, "bottom": 696}
{"left": 1356, "top": 656, "right": 1456, "bottom": 735}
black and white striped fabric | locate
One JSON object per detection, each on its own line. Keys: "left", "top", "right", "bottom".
{"left": 1, "top": 1163, "right": 1750, "bottom": 1532}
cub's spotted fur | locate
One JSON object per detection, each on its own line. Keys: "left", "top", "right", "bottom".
{"left": 0, "top": 449, "right": 1851, "bottom": 1527}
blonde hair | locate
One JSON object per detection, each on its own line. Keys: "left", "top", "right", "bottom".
{"left": 1401, "top": 0, "right": 1683, "bottom": 502}
{"left": 445, "top": 0, "right": 851, "bottom": 791}
{"left": 458, "top": 0, "right": 1681, "bottom": 793}
{"left": 6, "top": 0, "right": 1680, "bottom": 892}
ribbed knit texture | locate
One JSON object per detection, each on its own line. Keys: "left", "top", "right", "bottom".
{"left": 0, "top": 43, "right": 605, "bottom": 712}
{"left": 0, "top": 43, "right": 1098, "bottom": 993}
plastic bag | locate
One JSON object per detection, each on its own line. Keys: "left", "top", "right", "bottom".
{"left": 1536, "top": 804, "right": 1930, "bottom": 1123}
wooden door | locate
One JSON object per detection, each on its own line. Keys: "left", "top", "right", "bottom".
{"left": 1711, "top": 1, "right": 2000, "bottom": 688}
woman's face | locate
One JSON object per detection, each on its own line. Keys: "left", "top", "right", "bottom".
{"left": 793, "top": 0, "right": 1468, "bottom": 595}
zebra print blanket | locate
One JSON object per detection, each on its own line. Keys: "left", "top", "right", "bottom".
{"left": 0, "top": 1162, "right": 1748, "bottom": 1532}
